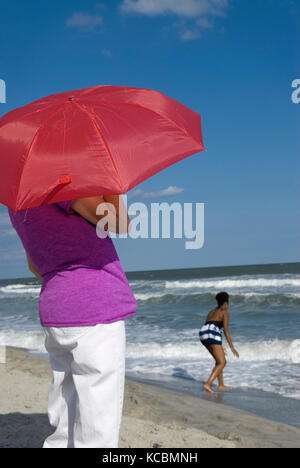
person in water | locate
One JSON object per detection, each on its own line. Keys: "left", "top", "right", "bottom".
{"left": 199, "top": 292, "right": 239, "bottom": 393}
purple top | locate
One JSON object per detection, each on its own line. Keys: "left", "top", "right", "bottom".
{"left": 8, "top": 200, "right": 137, "bottom": 327}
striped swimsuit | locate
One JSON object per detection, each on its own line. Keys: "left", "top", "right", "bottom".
{"left": 199, "top": 320, "right": 223, "bottom": 346}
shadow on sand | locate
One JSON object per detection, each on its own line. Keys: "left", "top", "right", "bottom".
{"left": 0, "top": 413, "right": 52, "bottom": 448}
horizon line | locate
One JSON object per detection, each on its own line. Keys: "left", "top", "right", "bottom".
{"left": 0, "top": 260, "right": 299, "bottom": 282}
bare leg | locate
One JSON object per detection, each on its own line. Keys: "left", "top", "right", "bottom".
{"left": 204, "top": 345, "right": 225, "bottom": 389}
{"left": 203, "top": 344, "right": 226, "bottom": 393}
{"left": 218, "top": 370, "right": 224, "bottom": 387}
{"left": 217, "top": 371, "right": 231, "bottom": 391}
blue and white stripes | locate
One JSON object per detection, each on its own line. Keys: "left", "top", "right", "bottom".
{"left": 199, "top": 323, "right": 222, "bottom": 346}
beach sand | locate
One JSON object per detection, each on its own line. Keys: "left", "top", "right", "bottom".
{"left": 0, "top": 346, "right": 299, "bottom": 448}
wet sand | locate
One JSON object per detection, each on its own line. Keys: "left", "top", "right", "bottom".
{"left": 0, "top": 347, "right": 299, "bottom": 448}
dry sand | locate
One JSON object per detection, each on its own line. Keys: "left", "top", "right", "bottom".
{"left": 0, "top": 346, "right": 299, "bottom": 448}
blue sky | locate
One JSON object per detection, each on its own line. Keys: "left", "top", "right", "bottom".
{"left": 0, "top": 0, "right": 299, "bottom": 279}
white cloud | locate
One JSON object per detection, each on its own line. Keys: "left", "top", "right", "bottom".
{"left": 180, "top": 28, "right": 202, "bottom": 41}
{"left": 128, "top": 186, "right": 184, "bottom": 199}
{"left": 127, "top": 189, "right": 144, "bottom": 199}
{"left": 196, "top": 17, "right": 214, "bottom": 28}
{"left": 119, "top": 0, "right": 229, "bottom": 40}
{"left": 120, "top": 0, "right": 228, "bottom": 17}
{"left": 66, "top": 12, "right": 104, "bottom": 31}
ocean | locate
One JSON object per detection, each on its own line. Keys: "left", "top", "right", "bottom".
{"left": 1, "top": 262, "right": 300, "bottom": 427}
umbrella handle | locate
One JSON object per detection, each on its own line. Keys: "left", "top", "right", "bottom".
{"left": 40, "top": 175, "right": 72, "bottom": 204}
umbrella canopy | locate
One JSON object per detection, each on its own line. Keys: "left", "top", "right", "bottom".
{"left": 0, "top": 85, "right": 205, "bottom": 211}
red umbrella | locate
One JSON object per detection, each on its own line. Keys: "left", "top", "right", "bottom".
{"left": 0, "top": 85, "right": 205, "bottom": 211}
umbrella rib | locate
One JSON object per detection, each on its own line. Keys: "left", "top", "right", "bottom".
{"left": 15, "top": 103, "right": 68, "bottom": 208}
{"left": 79, "top": 98, "right": 203, "bottom": 150}
{"left": 94, "top": 99, "right": 203, "bottom": 150}
{"left": 14, "top": 103, "right": 55, "bottom": 120}
{"left": 72, "top": 100, "right": 125, "bottom": 193}
{"left": 122, "top": 101, "right": 203, "bottom": 149}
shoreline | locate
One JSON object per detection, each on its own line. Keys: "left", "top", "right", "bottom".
{"left": 125, "top": 371, "right": 300, "bottom": 430}
{"left": 30, "top": 349, "right": 300, "bottom": 430}
{"left": 0, "top": 346, "right": 300, "bottom": 448}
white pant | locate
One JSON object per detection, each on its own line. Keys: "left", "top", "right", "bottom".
{"left": 42, "top": 320, "right": 126, "bottom": 448}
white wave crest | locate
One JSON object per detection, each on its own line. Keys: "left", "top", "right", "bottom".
{"left": 126, "top": 339, "right": 300, "bottom": 364}
{"left": 0, "top": 284, "right": 41, "bottom": 295}
{"left": 165, "top": 277, "right": 300, "bottom": 291}
{"left": 0, "top": 329, "right": 46, "bottom": 354}
{"left": 134, "top": 292, "right": 167, "bottom": 301}
{"left": 290, "top": 340, "right": 300, "bottom": 364}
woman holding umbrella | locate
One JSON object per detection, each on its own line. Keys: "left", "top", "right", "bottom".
{"left": 8, "top": 194, "right": 136, "bottom": 448}
{"left": 3, "top": 84, "right": 205, "bottom": 448}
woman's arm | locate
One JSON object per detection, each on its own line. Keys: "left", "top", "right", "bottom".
{"left": 26, "top": 252, "right": 41, "bottom": 278}
{"left": 71, "top": 195, "right": 131, "bottom": 234}
{"left": 223, "top": 310, "right": 239, "bottom": 358}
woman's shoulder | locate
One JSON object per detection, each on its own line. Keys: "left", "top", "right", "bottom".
{"left": 206, "top": 308, "right": 225, "bottom": 321}
{"left": 206, "top": 308, "right": 218, "bottom": 320}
